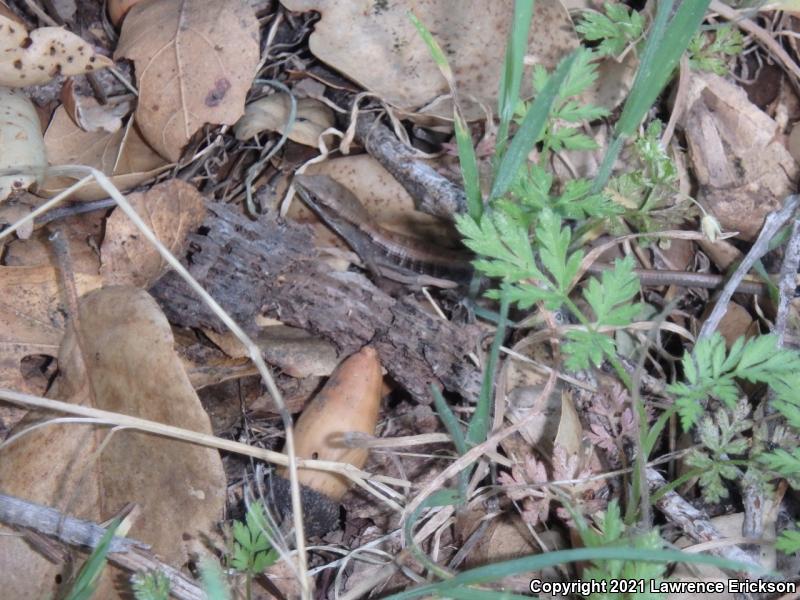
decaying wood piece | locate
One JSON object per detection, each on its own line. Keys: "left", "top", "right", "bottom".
{"left": 150, "top": 203, "right": 482, "bottom": 405}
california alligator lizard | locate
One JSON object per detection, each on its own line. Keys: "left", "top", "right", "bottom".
{"left": 294, "top": 174, "right": 473, "bottom": 287}
{"left": 293, "top": 174, "right": 772, "bottom": 296}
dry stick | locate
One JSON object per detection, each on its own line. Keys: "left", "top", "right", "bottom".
{"left": 710, "top": 0, "right": 800, "bottom": 82}
{"left": 743, "top": 216, "right": 800, "bottom": 553}
{"left": 0, "top": 388, "right": 408, "bottom": 505}
{"left": 352, "top": 110, "right": 468, "bottom": 220}
{"left": 688, "top": 196, "right": 799, "bottom": 568}
{"left": 646, "top": 470, "right": 761, "bottom": 569}
{"left": 775, "top": 217, "right": 800, "bottom": 344}
{"left": 698, "top": 195, "right": 800, "bottom": 340}
{"left": 0, "top": 493, "right": 206, "bottom": 600}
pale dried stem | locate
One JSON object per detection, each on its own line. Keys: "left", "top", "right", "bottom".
{"left": 0, "top": 388, "right": 408, "bottom": 501}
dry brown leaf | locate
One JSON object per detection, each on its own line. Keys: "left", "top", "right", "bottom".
{"left": 702, "top": 301, "right": 757, "bottom": 348}
{"left": 115, "top": 0, "right": 260, "bottom": 161}
{"left": 235, "top": 95, "right": 335, "bottom": 147}
{"left": 41, "top": 106, "right": 169, "bottom": 200}
{"left": 100, "top": 179, "right": 206, "bottom": 287}
{"left": 0, "top": 86, "right": 46, "bottom": 202}
{"left": 0, "top": 15, "right": 112, "bottom": 87}
{"left": 581, "top": 51, "right": 638, "bottom": 113}
{"left": 0, "top": 286, "right": 226, "bottom": 599}
{"left": 0, "top": 3, "right": 20, "bottom": 21}
{"left": 3, "top": 205, "right": 102, "bottom": 273}
{"left": 682, "top": 72, "right": 799, "bottom": 240}
{"left": 279, "top": 0, "right": 577, "bottom": 117}
{"left": 0, "top": 265, "right": 101, "bottom": 426}
{"left": 553, "top": 391, "right": 583, "bottom": 456}
{"left": 61, "top": 78, "right": 132, "bottom": 133}
{"left": 455, "top": 507, "right": 565, "bottom": 593}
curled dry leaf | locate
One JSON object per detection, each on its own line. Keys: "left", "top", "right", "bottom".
{"left": 0, "top": 86, "right": 46, "bottom": 202}
{"left": 234, "top": 95, "right": 335, "bottom": 147}
{"left": 115, "top": 0, "right": 260, "bottom": 161}
{"left": 279, "top": 0, "right": 577, "bottom": 118}
{"left": 0, "top": 286, "right": 226, "bottom": 599}
{"left": 681, "top": 72, "right": 799, "bottom": 240}
{"left": 278, "top": 346, "right": 382, "bottom": 501}
{"left": 40, "top": 105, "right": 168, "bottom": 200}
{"left": 0, "top": 15, "right": 112, "bottom": 87}
{"left": 108, "top": 0, "right": 146, "bottom": 26}
{"left": 100, "top": 179, "right": 207, "bottom": 287}
{"left": 61, "top": 78, "right": 133, "bottom": 133}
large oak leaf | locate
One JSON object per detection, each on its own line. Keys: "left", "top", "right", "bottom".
{"left": 0, "top": 287, "right": 226, "bottom": 598}
{"left": 115, "top": 0, "right": 259, "bottom": 161}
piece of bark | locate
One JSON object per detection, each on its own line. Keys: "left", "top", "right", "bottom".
{"left": 150, "top": 203, "right": 482, "bottom": 405}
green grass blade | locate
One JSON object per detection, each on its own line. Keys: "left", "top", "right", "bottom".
{"left": 466, "top": 288, "right": 510, "bottom": 447}
{"left": 64, "top": 518, "right": 122, "bottom": 600}
{"left": 432, "top": 385, "right": 468, "bottom": 456}
{"left": 650, "top": 468, "right": 705, "bottom": 504}
{"left": 593, "top": 0, "right": 711, "bottom": 192}
{"left": 644, "top": 404, "right": 677, "bottom": 457}
{"left": 408, "top": 12, "right": 454, "bottom": 82}
{"left": 409, "top": 11, "right": 482, "bottom": 218}
{"left": 431, "top": 384, "right": 470, "bottom": 496}
{"left": 491, "top": 51, "right": 578, "bottom": 200}
{"left": 496, "top": 0, "right": 536, "bottom": 157}
{"left": 454, "top": 111, "right": 483, "bottom": 219}
{"left": 440, "top": 586, "right": 531, "bottom": 600}
{"left": 384, "top": 547, "right": 764, "bottom": 600}
{"left": 404, "top": 488, "right": 461, "bottom": 580}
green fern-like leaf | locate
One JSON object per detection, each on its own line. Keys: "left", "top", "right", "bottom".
{"left": 668, "top": 333, "right": 800, "bottom": 430}
{"left": 688, "top": 24, "right": 743, "bottom": 75}
{"left": 562, "top": 257, "right": 641, "bottom": 371}
{"left": 229, "top": 501, "right": 278, "bottom": 575}
{"left": 576, "top": 2, "right": 645, "bottom": 57}
{"left": 579, "top": 501, "right": 667, "bottom": 599}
